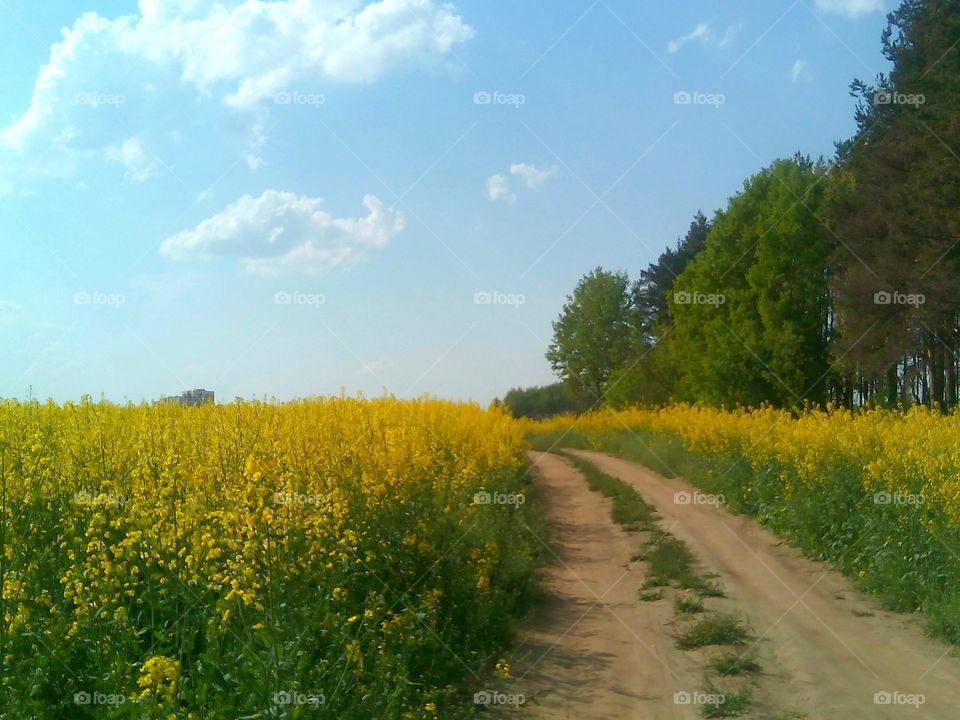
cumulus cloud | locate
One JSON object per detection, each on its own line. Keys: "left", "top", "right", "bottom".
{"left": 104, "top": 137, "right": 160, "bottom": 182}
{"left": 160, "top": 191, "right": 404, "bottom": 275}
{"left": 791, "top": 59, "right": 813, "bottom": 82}
{"left": 486, "top": 174, "right": 513, "bottom": 203}
{"left": 132, "top": 0, "right": 474, "bottom": 107}
{"left": 243, "top": 122, "right": 268, "bottom": 171}
{"left": 813, "top": 0, "right": 884, "bottom": 17}
{"left": 0, "top": 0, "right": 473, "bottom": 186}
{"left": 486, "top": 163, "right": 557, "bottom": 202}
{"left": 667, "top": 21, "right": 741, "bottom": 54}
{"left": 510, "top": 162, "right": 557, "bottom": 190}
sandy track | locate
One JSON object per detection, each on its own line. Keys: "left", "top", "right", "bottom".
{"left": 495, "top": 452, "right": 706, "bottom": 719}
{"left": 562, "top": 449, "right": 960, "bottom": 719}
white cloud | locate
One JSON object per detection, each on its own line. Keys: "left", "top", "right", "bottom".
{"left": 718, "top": 23, "right": 742, "bottom": 47}
{"left": 244, "top": 154, "right": 264, "bottom": 170}
{"left": 487, "top": 163, "right": 557, "bottom": 202}
{"left": 667, "top": 21, "right": 741, "bottom": 54}
{"left": 486, "top": 174, "right": 514, "bottom": 203}
{"left": 243, "top": 122, "right": 268, "bottom": 171}
{"left": 668, "top": 22, "right": 710, "bottom": 53}
{"left": 104, "top": 137, "right": 159, "bottom": 182}
{"left": 0, "top": 0, "right": 473, "bottom": 186}
{"left": 791, "top": 59, "right": 813, "bottom": 82}
{"left": 160, "top": 191, "right": 404, "bottom": 275}
{"left": 813, "top": 0, "right": 884, "bottom": 17}
{"left": 510, "top": 162, "right": 557, "bottom": 190}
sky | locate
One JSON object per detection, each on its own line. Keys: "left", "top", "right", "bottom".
{"left": 0, "top": 0, "right": 892, "bottom": 405}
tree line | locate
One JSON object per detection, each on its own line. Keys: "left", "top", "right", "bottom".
{"left": 503, "top": 0, "right": 960, "bottom": 417}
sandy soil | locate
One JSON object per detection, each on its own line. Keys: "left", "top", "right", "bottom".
{"left": 488, "top": 451, "right": 704, "bottom": 719}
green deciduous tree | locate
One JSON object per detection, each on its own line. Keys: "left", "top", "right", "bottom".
{"left": 603, "top": 212, "right": 711, "bottom": 407}
{"left": 500, "top": 382, "right": 587, "bottom": 419}
{"left": 663, "top": 157, "right": 834, "bottom": 407}
{"left": 546, "top": 268, "right": 634, "bottom": 403}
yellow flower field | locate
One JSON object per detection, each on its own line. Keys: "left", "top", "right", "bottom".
{"left": 0, "top": 397, "right": 540, "bottom": 719}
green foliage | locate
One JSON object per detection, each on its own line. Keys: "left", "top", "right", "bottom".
{"left": 532, "top": 2, "right": 960, "bottom": 411}
{"left": 500, "top": 382, "right": 587, "bottom": 419}
{"left": 543, "top": 159, "right": 835, "bottom": 410}
{"left": 830, "top": 0, "right": 960, "bottom": 409}
{"left": 674, "top": 593, "right": 705, "bottom": 615}
{"left": 0, "top": 400, "right": 544, "bottom": 720}
{"left": 643, "top": 531, "right": 700, "bottom": 588}
{"left": 710, "top": 653, "right": 761, "bottom": 676}
{"left": 662, "top": 158, "right": 833, "bottom": 407}
{"left": 675, "top": 614, "right": 750, "bottom": 650}
{"left": 558, "top": 451, "right": 656, "bottom": 532}
{"left": 633, "top": 211, "right": 711, "bottom": 343}
{"left": 700, "top": 687, "right": 752, "bottom": 718}
{"left": 603, "top": 213, "right": 711, "bottom": 408}
{"left": 546, "top": 268, "right": 635, "bottom": 402}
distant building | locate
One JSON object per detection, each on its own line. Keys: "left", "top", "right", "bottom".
{"left": 160, "top": 388, "right": 215, "bottom": 406}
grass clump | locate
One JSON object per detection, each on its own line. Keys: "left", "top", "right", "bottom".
{"left": 700, "top": 688, "right": 752, "bottom": 718}
{"left": 674, "top": 593, "right": 705, "bottom": 615}
{"left": 645, "top": 531, "right": 694, "bottom": 581}
{"left": 559, "top": 451, "right": 656, "bottom": 532}
{"left": 710, "top": 652, "right": 761, "bottom": 675}
{"left": 676, "top": 613, "right": 749, "bottom": 650}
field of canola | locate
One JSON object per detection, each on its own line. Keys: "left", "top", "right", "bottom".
{"left": 0, "top": 398, "right": 539, "bottom": 719}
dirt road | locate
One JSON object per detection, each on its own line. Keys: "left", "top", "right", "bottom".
{"left": 506, "top": 449, "right": 960, "bottom": 719}
{"left": 495, "top": 451, "right": 703, "bottom": 719}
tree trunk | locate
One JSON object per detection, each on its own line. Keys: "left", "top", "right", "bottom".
{"left": 928, "top": 335, "right": 941, "bottom": 411}
{"left": 886, "top": 365, "right": 899, "bottom": 407}
{"left": 948, "top": 344, "right": 957, "bottom": 410}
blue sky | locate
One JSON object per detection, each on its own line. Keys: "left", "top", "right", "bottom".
{"left": 0, "top": 0, "right": 890, "bottom": 404}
